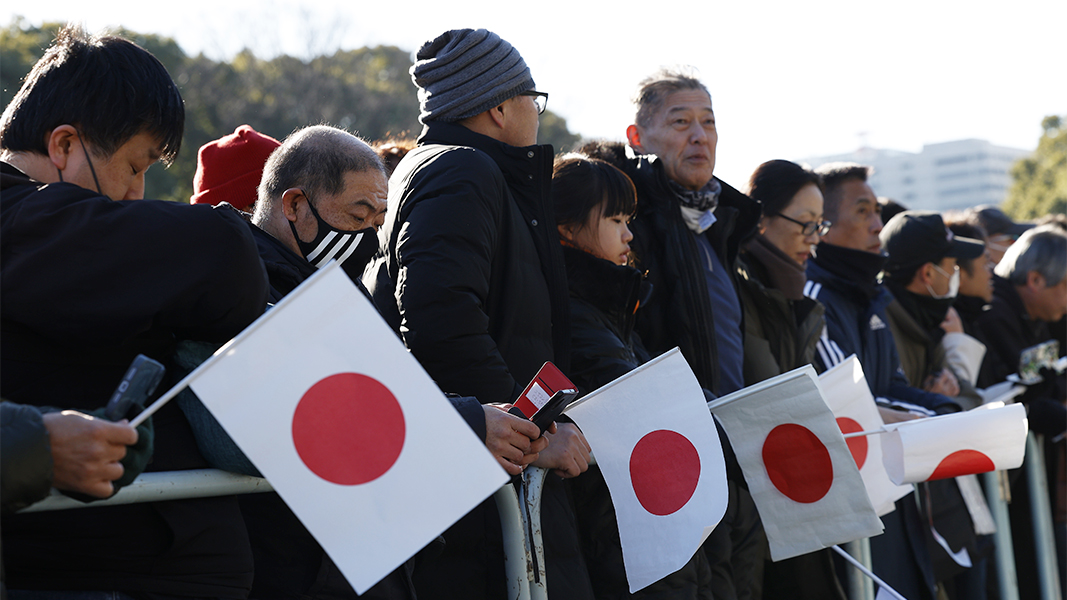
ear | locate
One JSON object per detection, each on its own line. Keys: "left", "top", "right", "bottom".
{"left": 915, "top": 262, "right": 936, "bottom": 286}
{"left": 557, "top": 222, "right": 576, "bottom": 243}
{"left": 46, "top": 125, "right": 79, "bottom": 171}
{"left": 1027, "top": 270, "right": 1047, "bottom": 291}
{"left": 487, "top": 101, "right": 508, "bottom": 130}
{"left": 757, "top": 215, "right": 770, "bottom": 236}
{"left": 280, "top": 188, "right": 305, "bottom": 223}
{"left": 625, "top": 124, "right": 644, "bottom": 153}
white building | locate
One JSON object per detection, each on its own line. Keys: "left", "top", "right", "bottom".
{"left": 802, "top": 139, "right": 1031, "bottom": 213}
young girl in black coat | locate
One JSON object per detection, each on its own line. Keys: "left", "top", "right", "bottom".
{"left": 555, "top": 155, "right": 711, "bottom": 599}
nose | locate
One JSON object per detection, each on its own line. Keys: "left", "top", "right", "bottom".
{"left": 623, "top": 223, "right": 634, "bottom": 244}
{"left": 689, "top": 122, "right": 708, "bottom": 144}
{"left": 124, "top": 173, "right": 146, "bottom": 200}
{"left": 371, "top": 211, "right": 387, "bottom": 232}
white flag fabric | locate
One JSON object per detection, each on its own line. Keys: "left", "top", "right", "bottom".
{"left": 882, "top": 403, "right": 1028, "bottom": 484}
{"left": 818, "top": 356, "right": 912, "bottom": 516}
{"left": 708, "top": 365, "right": 882, "bottom": 561}
{"left": 186, "top": 264, "right": 508, "bottom": 593}
{"left": 564, "top": 349, "right": 728, "bottom": 593}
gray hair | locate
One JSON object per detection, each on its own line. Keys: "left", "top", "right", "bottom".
{"left": 995, "top": 225, "right": 1067, "bottom": 287}
{"left": 632, "top": 66, "right": 710, "bottom": 128}
{"left": 256, "top": 125, "right": 384, "bottom": 219}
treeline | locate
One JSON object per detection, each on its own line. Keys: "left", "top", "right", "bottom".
{"left": 1, "top": 18, "right": 582, "bottom": 203}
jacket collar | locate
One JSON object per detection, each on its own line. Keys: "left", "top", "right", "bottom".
{"left": 418, "top": 122, "right": 552, "bottom": 173}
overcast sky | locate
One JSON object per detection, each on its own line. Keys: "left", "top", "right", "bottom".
{"left": 6, "top": 0, "right": 1064, "bottom": 186}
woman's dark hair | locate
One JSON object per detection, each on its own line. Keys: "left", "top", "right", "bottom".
{"left": 552, "top": 154, "right": 637, "bottom": 231}
{"left": 746, "top": 159, "right": 823, "bottom": 218}
{"left": 0, "top": 24, "right": 184, "bottom": 164}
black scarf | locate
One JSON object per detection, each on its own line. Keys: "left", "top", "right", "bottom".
{"left": 810, "top": 242, "right": 888, "bottom": 300}
{"left": 885, "top": 279, "right": 955, "bottom": 343}
{"left": 743, "top": 234, "right": 807, "bottom": 301}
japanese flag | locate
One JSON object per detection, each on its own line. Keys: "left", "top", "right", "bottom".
{"left": 185, "top": 264, "right": 508, "bottom": 594}
{"left": 709, "top": 365, "right": 882, "bottom": 561}
{"left": 882, "top": 403, "right": 1028, "bottom": 484}
{"left": 818, "top": 356, "right": 912, "bottom": 516}
{"left": 564, "top": 349, "right": 728, "bottom": 593}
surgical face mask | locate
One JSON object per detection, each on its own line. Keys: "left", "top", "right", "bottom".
{"left": 926, "top": 263, "right": 960, "bottom": 299}
{"left": 288, "top": 189, "right": 379, "bottom": 276}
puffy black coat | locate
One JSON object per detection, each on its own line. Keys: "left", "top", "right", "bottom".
{"left": 364, "top": 123, "right": 589, "bottom": 600}
{"left": 0, "top": 161, "right": 267, "bottom": 597}
{"left": 366, "top": 121, "right": 569, "bottom": 404}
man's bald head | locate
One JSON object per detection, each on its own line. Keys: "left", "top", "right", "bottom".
{"left": 255, "top": 125, "right": 384, "bottom": 220}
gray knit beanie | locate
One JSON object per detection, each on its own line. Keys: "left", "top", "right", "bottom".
{"left": 411, "top": 29, "right": 535, "bottom": 124}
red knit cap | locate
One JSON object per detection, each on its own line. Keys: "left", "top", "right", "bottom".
{"left": 191, "top": 125, "right": 281, "bottom": 210}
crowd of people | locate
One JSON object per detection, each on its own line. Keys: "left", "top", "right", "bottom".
{"left": 1, "top": 24, "right": 1064, "bottom": 600}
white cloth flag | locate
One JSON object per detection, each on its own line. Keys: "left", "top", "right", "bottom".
{"left": 818, "top": 356, "right": 912, "bottom": 516}
{"left": 186, "top": 264, "right": 508, "bottom": 594}
{"left": 882, "top": 403, "right": 1028, "bottom": 484}
{"left": 709, "top": 365, "right": 882, "bottom": 561}
{"left": 565, "top": 349, "right": 728, "bottom": 593}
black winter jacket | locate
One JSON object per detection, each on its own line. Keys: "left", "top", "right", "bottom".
{"left": 0, "top": 161, "right": 267, "bottom": 597}
{"left": 364, "top": 123, "right": 590, "bottom": 600}
{"left": 366, "top": 121, "right": 569, "bottom": 404}
{"left": 562, "top": 247, "right": 714, "bottom": 599}
{"left": 621, "top": 156, "right": 760, "bottom": 396}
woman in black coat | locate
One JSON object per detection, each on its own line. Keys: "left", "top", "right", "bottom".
{"left": 554, "top": 155, "right": 713, "bottom": 599}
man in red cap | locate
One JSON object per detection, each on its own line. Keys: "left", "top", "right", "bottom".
{"left": 191, "top": 124, "right": 280, "bottom": 212}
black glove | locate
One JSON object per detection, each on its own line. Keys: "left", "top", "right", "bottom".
{"left": 60, "top": 409, "right": 154, "bottom": 502}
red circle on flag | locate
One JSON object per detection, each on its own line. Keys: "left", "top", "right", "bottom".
{"left": 629, "top": 429, "right": 701, "bottom": 516}
{"left": 836, "top": 417, "right": 868, "bottom": 469}
{"left": 929, "top": 449, "right": 995, "bottom": 481}
{"left": 291, "top": 373, "right": 405, "bottom": 485}
{"left": 762, "top": 424, "right": 834, "bottom": 503}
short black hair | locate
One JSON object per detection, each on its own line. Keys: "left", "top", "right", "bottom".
{"left": 0, "top": 24, "right": 184, "bottom": 164}
{"left": 943, "top": 211, "right": 988, "bottom": 276}
{"left": 553, "top": 154, "right": 637, "bottom": 231}
{"left": 746, "top": 160, "right": 823, "bottom": 219}
{"left": 815, "top": 162, "right": 871, "bottom": 221}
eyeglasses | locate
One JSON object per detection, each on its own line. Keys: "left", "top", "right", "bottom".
{"left": 776, "top": 212, "right": 832, "bottom": 237}
{"left": 520, "top": 90, "right": 549, "bottom": 115}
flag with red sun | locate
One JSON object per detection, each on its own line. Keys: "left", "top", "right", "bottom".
{"left": 709, "top": 364, "right": 882, "bottom": 561}
{"left": 564, "top": 349, "right": 728, "bottom": 593}
{"left": 818, "top": 356, "right": 913, "bottom": 516}
{"left": 185, "top": 263, "right": 509, "bottom": 593}
{"left": 882, "top": 403, "right": 1028, "bottom": 484}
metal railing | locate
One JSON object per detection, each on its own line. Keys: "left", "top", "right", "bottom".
{"left": 21, "top": 437, "right": 1060, "bottom": 600}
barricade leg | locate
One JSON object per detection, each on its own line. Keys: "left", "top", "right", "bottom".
{"left": 523, "top": 467, "right": 549, "bottom": 600}
{"left": 496, "top": 483, "right": 532, "bottom": 600}
{"left": 984, "top": 469, "right": 1020, "bottom": 600}
{"left": 1025, "top": 433, "right": 1063, "bottom": 600}
{"left": 844, "top": 538, "right": 875, "bottom": 600}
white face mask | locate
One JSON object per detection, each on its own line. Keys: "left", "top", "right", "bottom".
{"left": 926, "top": 263, "right": 960, "bottom": 299}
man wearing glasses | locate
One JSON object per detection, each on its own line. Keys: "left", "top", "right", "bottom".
{"left": 365, "top": 28, "right": 593, "bottom": 600}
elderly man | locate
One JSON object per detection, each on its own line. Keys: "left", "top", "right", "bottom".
{"left": 974, "top": 223, "right": 1067, "bottom": 600}
{"left": 366, "top": 29, "right": 593, "bottom": 600}
{"left": 613, "top": 67, "right": 762, "bottom": 600}
{"left": 0, "top": 25, "right": 268, "bottom": 597}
